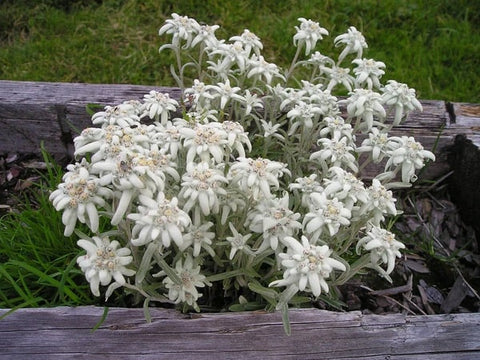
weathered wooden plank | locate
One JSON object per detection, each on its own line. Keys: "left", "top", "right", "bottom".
{"left": 1, "top": 80, "right": 479, "bottom": 180}
{"left": 0, "top": 307, "right": 479, "bottom": 359}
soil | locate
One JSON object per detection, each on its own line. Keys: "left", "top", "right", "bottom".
{"left": 1, "top": 150, "right": 479, "bottom": 315}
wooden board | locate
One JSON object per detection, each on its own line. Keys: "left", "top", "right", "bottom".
{"left": 1, "top": 307, "right": 479, "bottom": 359}
{"left": 1, "top": 80, "right": 479, "bottom": 179}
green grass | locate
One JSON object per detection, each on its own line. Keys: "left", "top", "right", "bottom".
{"left": 0, "top": 152, "right": 94, "bottom": 313}
{"left": 0, "top": 0, "right": 479, "bottom": 102}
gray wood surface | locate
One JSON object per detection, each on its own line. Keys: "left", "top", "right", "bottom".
{"left": 0, "top": 80, "right": 479, "bottom": 178}
{"left": 1, "top": 306, "right": 479, "bottom": 359}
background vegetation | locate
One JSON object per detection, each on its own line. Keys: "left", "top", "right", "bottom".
{"left": 0, "top": 0, "right": 479, "bottom": 102}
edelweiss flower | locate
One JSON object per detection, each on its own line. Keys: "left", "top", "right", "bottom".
{"left": 209, "top": 41, "right": 249, "bottom": 73}
{"left": 221, "top": 120, "right": 252, "bottom": 157}
{"left": 183, "top": 222, "right": 216, "bottom": 257}
{"left": 356, "top": 127, "right": 394, "bottom": 163}
{"left": 91, "top": 103, "right": 140, "bottom": 128}
{"left": 303, "top": 192, "right": 351, "bottom": 241}
{"left": 270, "top": 235, "right": 346, "bottom": 297}
{"left": 289, "top": 174, "right": 324, "bottom": 208}
{"left": 159, "top": 13, "right": 200, "bottom": 49}
{"left": 141, "top": 90, "right": 179, "bottom": 125}
{"left": 352, "top": 58, "right": 386, "bottom": 90}
{"left": 361, "top": 179, "right": 397, "bottom": 225}
{"left": 180, "top": 122, "right": 229, "bottom": 164}
{"left": 226, "top": 222, "right": 252, "bottom": 260}
{"left": 179, "top": 162, "right": 228, "bottom": 220}
{"left": 162, "top": 254, "right": 209, "bottom": 311}
{"left": 334, "top": 26, "right": 368, "bottom": 62}
{"left": 247, "top": 55, "right": 285, "bottom": 84}
{"left": 260, "top": 120, "right": 285, "bottom": 141}
{"left": 191, "top": 23, "right": 220, "bottom": 49}
{"left": 382, "top": 80, "right": 423, "bottom": 125}
{"left": 184, "top": 79, "right": 215, "bottom": 110}
{"left": 228, "top": 157, "right": 290, "bottom": 200}
{"left": 77, "top": 235, "right": 135, "bottom": 297}
{"left": 311, "top": 137, "right": 358, "bottom": 173}
{"left": 286, "top": 102, "right": 322, "bottom": 135}
{"left": 319, "top": 116, "right": 353, "bottom": 142}
{"left": 323, "top": 167, "right": 368, "bottom": 211}
{"left": 293, "top": 18, "right": 329, "bottom": 55}
{"left": 206, "top": 78, "right": 245, "bottom": 109}
{"left": 230, "top": 29, "right": 263, "bottom": 56}
{"left": 346, "top": 89, "right": 386, "bottom": 131}
{"left": 128, "top": 192, "right": 191, "bottom": 248}
{"left": 322, "top": 65, "right": 355, "bottom": 92}
{"left": 357, "top": 225, "right": 405, "bottom": 275}
{"left": 50, "top": 161, "right": 112, "bottom": 236}
{"left": 385, "top": 136, "right": 435, "bottom": 183}
{"left": 246, "top": 194, "right": 302, "bottom": 251}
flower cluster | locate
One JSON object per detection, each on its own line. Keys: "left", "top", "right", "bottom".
{"left": 51, "top": 15, "right": 434, "bottom": 317}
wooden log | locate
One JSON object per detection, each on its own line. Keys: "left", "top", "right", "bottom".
{"left": 1, "top": 80, "right": 479, "bottom": 179}
{"left": 1, "top": 307, "right": 479, "bottom": 359}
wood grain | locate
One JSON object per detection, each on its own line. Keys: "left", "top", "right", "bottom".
{"left": 1, "top": 307, "right": 479, "bottom": 359}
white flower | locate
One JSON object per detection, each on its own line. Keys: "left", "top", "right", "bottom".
{"left": 154, "top": 121, "right": 183, "bottom": 159}
{"left": 382, "top": 80, "right": 423, "bottom": 125}
{"left": 286, "top": 101, "right": 322, "bottom": 135}
{"left": 184, "top": 79, "right": 215, "bottom": 110}
{"left": 162, "top": 254, "right": 209, "bottom": 311}
{"left": 318, "top": 116, "right": 353, "bottom": 142}
{"left": 226, "top": 222, "right": 252, "bottom": 260}
{"left": 361, "top": 179, "right": 397, "bottom": 225}
{"left": 270, "top": 236, "right": 346, "bottom": 297}
{"left": 209, "top": 41, "right": 249, "bottom": 73}
{"left": 141, "top": 90, "right": 179, "bottom": 124}
{"left": 303, "top": 192, "right": 351, "bottom": 241}
{"left": 183, "top": 222, "right": 216, "bottom": 257}
{"left": 357, "top": 225, "right": 405, "bottom": 275}
{"left": 307, "top": 51, "right": 335, "bottom": 67}
{"left": 293, "top": 18, "right": 329, "bottom": 55}
{"left": 221, "top": 120, "right": 252, "bottom": 157}
{"left": 206, "top": 78, "right": 245, "bottom": 109}
{"left": 180, "top": 122, "right": 229, "bottom": 164}
{"left": 247, "top": 55, "right": 285, "bottom": 84}
{"left": 352, "top": 58, "right": 386, "bottom": 89}
{"left": 311, "top": 137, "right": 358, "bottom": 173}
{"left": 385, "top": 136, "right": 435, "bottom": 183}
{"left": 92, "top": 103, "right": 140, "bottom": 128}
{"left": 246, "top": 194, "right": 302, "bottom": 252}
{"left": 159, "top": 13, "right": 200, "bottom": 49}
{"left": 75, "top": 124, "right": 151, "bottom": 163}
{"left": 179, "top": 162, "right": 228, "bottom": 221}
{"left": 323, "top": 167, "right": 369, "bottom": 211}
{"left": 228, "top": 157, "right": 290, "bottom": 201}
{"left": 242, "top": 89, "right": 264, "bottom": 116}
{"left": 260, "top": 120, "right": 284, "bottom": 140}
{"left": 49, "top": 161, "right": 112, "bottom": 236}
{"left": 230, "top": 29, "right": 263, "bottom": 56}
{"left": 322, "top": 65, "right": 355, "bottom": 92}
{"left": 77, "top": 235, "right": 135, "bottom": 297}
{"left": 218, "top": 189, "right": 246, "bottom": 225}
{"left": 289, "top": 174, "right": 324, "bottom": 208}
{"left": 346, "top": 89, "right": 386, "bottom": 131}
{"left": 356, "top": 127, "right": 395, "bottom": 163}
{"left": 191, "top": 23, "right": 220, "bottom": 49}
{"left": 128, "top": 192, "right": 191, "bottom": 248}
{"left": 334, "top": 26, "right": 368, "bottom": 62}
